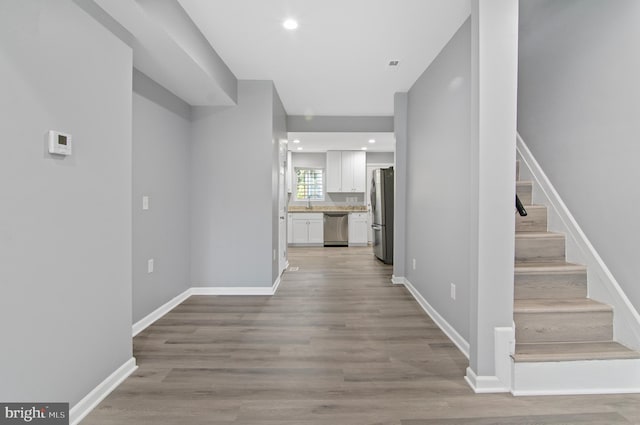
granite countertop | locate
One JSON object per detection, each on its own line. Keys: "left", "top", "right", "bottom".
{"left": 288, "top": 206, "right": 368, "bottom": 213}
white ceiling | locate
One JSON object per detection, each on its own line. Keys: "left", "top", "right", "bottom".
{"left": 178, "top": 0, "right": 470, "bottom": 116}
{"left": 287, "top": 132, "right": 395, "bottom": 152}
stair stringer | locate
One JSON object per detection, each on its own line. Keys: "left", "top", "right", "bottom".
{"left": 516, "top": 133, "right": 640, "bottom": 352}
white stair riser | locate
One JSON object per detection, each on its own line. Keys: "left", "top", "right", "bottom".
{"left": 515, "top": 235, "right": 565, "bottom": 263}
{"left": 512, "top": 359, "right": 640, "bottom": 396}
{"left": 515, "top": 310, "right": 613, "bottom": 343}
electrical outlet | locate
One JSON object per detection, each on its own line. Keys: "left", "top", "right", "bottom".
{"left": 450, "top": 283, "right": 456, "bottom": 300}
{"left": 412, "top": 258, "right": 416, "bottom": 270}
{"left": 147, "top": 258, "right": 154, "bottom": 273}
{"left": 142, "top": 196, "right": 149, "bottom": 210}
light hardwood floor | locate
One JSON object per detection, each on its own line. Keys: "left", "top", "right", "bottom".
{"left": 83, "top": 247, "right": 640, "bottom": 424}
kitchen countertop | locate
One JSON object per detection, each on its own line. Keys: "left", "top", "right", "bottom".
{"left": 288, "top": 206, "right": 367, "bottom": 213}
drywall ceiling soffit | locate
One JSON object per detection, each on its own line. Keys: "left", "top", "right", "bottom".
{"left": 287, "top": 132, "right": 395, "bottom": 153}
{"left": 178, "top": 0, "right": 471, "bottom": 116}
{"left": 92, "top": 0, "right": 237, "bottom": 106}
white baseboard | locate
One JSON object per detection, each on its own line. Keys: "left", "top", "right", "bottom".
{"left": 133, "top": 279, "right": 283, "bottom": 336}
{"left": 272, "top": 275, "right": 282, "bottom": 294}
{"left": 464, "top": 366, "right": 510, "bottom": 393}
{"left": 191, "top": 285, "right": 275, "bottom": 296}
{"left": 391, "top": 275, "right": 406, "bottom": 285}
{"left": 69, "top": 358, "right": 137, "bottom": 425}
{"left": 132, "top": 289, "right": 192, "bottom": 337}
{"left": 402, "top": 278, "right": 470, "bottom": 358}
{"left": 494, "top": 326, "right": 515, "bottom": 391}
{"left": 517, "top": 134, "right": 640, "bottom": 350}
{"left": 281, "top": 260, "right": 290, "bottom": 275}
{"left": 512, "top": 358, "right": 640, "bottom": 396}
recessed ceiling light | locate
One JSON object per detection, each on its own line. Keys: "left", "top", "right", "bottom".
{"left": 361, "top": 147, "right": 367, "bottom": 151}
{"left": 297, "top": 147, "right": 303, "bottom": 151}
{"left": 292, "top": 139, "right": 300, "bottom": 144}
{"left": 283, "top": 19, "right": 298, "bottom": 30}
{"left": 368, "top": 139, "right": 376, "bottom": 144}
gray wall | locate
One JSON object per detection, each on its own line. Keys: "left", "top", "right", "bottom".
{"left": 190, "top": 81, "right": 275, "bottom": 287}
{"left": 405, "top": 19, "right": 471, "bottom": 341}
{"left": 518, "top": 0, "right": 640, "bottom": 309}
{"left": 0, "top": 0, "right": 133, "bottom": 405}
{"left": 132, "top": 70, "right": 191, "bottom": 323}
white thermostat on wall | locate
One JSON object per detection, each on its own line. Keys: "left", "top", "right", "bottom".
{"left": 48, "top": 130, "right": 72, "bottom": 156}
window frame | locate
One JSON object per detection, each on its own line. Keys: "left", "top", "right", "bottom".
{"left": 294, "top": 167, "right": 325, "bottom": 201}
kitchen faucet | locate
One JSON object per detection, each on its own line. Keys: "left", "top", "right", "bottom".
{"left": 307, "top": 195, "right": 312, "bottom": 209}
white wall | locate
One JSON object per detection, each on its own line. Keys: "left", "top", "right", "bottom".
{"left": 467, "top": 0, "right": 518, "bottom": 381}
{"left": 518, "top": 0, "right": 640, "bottom": 311}
{"left": 0, "top": 0, "right": 133, "bottom": 405}
{"left": 272, "top": 85, "right": 287, "bottom": 282}
{"left": 132, "top": 70, "right": 191, "bottom": 323}
{"left": 190, "top": 81, "right": 275, "bottom": 288}
{"left": 393, "top": 93, "right": 408, "bottom": 279}
{"left": 366, "top": 152, "right": 395, "bottom": 165}
{"left": 405, "top": 19, "right": 472, "bottom": 342}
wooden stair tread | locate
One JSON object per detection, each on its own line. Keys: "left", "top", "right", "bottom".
{"left": 513, "top": 341, "right": 640, "bottom": 362}
{"left": 515, "top": 204, "right": 546, "bottom": 210}
{"left": 515, "top": 232, "right": 564, "bottom": 239}
{"left": 514, "top": 262, "right": 586, "bottom": 273}
{"left": 514, "top": 298, "right": 612, "bottom": 314}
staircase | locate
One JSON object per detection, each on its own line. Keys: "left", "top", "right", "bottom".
{"left": 511, "top": 161, "right": 640, "bottom": 394}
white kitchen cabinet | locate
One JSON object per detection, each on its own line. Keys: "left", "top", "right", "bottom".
{"left": 348, "top": 212, "right": 368, "bottom": 246}
{"left": 326, "top": 151, "right": 342, "bottom": 192}
{"left": 287, "top": 213, "right": 293, "bottom": 243}
{"left": 290, "top": 213, "right": 324, "bottom": 245}
{"left": 326, "top": 151, "right": 366, "bottom": 192}
{"left": 307, "top": 219, "right": 324, "bottom": 243}
{"left": 347, "top": 151, "right": 366, "bottom": 192}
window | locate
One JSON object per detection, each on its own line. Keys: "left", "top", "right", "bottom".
{"left": 295, "top": 168, "right": 324, "bottom": 201}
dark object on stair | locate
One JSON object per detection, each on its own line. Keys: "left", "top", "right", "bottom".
{"left": 516, "top": 194, "right": 528, "bottom": 216}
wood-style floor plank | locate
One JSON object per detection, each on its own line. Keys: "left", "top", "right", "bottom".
{"left": 83, "top": 247, "right": 640, "bottom": 424}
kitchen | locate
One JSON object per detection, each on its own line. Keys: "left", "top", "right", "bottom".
{"left": 284, "top": 132, "right": 395, "bottom": 264}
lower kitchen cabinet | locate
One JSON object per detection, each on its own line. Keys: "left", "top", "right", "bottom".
{"left": 348, "top": 212, "right": 368, "bottom": 246}
{"left": 290, "top": 213, "right": 324, "bottom": 245}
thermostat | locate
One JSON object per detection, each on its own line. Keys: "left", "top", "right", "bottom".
{"left": 48, "top": 130, "right": 72, "bottom": 156}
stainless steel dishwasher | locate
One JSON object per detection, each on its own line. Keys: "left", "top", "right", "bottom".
{"left": 323, "top": 213, "right": 348, "bottom": 246}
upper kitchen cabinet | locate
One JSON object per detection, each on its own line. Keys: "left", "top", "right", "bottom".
{"left": 326, "top": 151, "right": 366, "bottom": 193}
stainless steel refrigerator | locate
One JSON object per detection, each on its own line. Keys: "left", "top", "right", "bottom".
{"left": 371, "top": 167, "right": 394, "bottom": 264}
